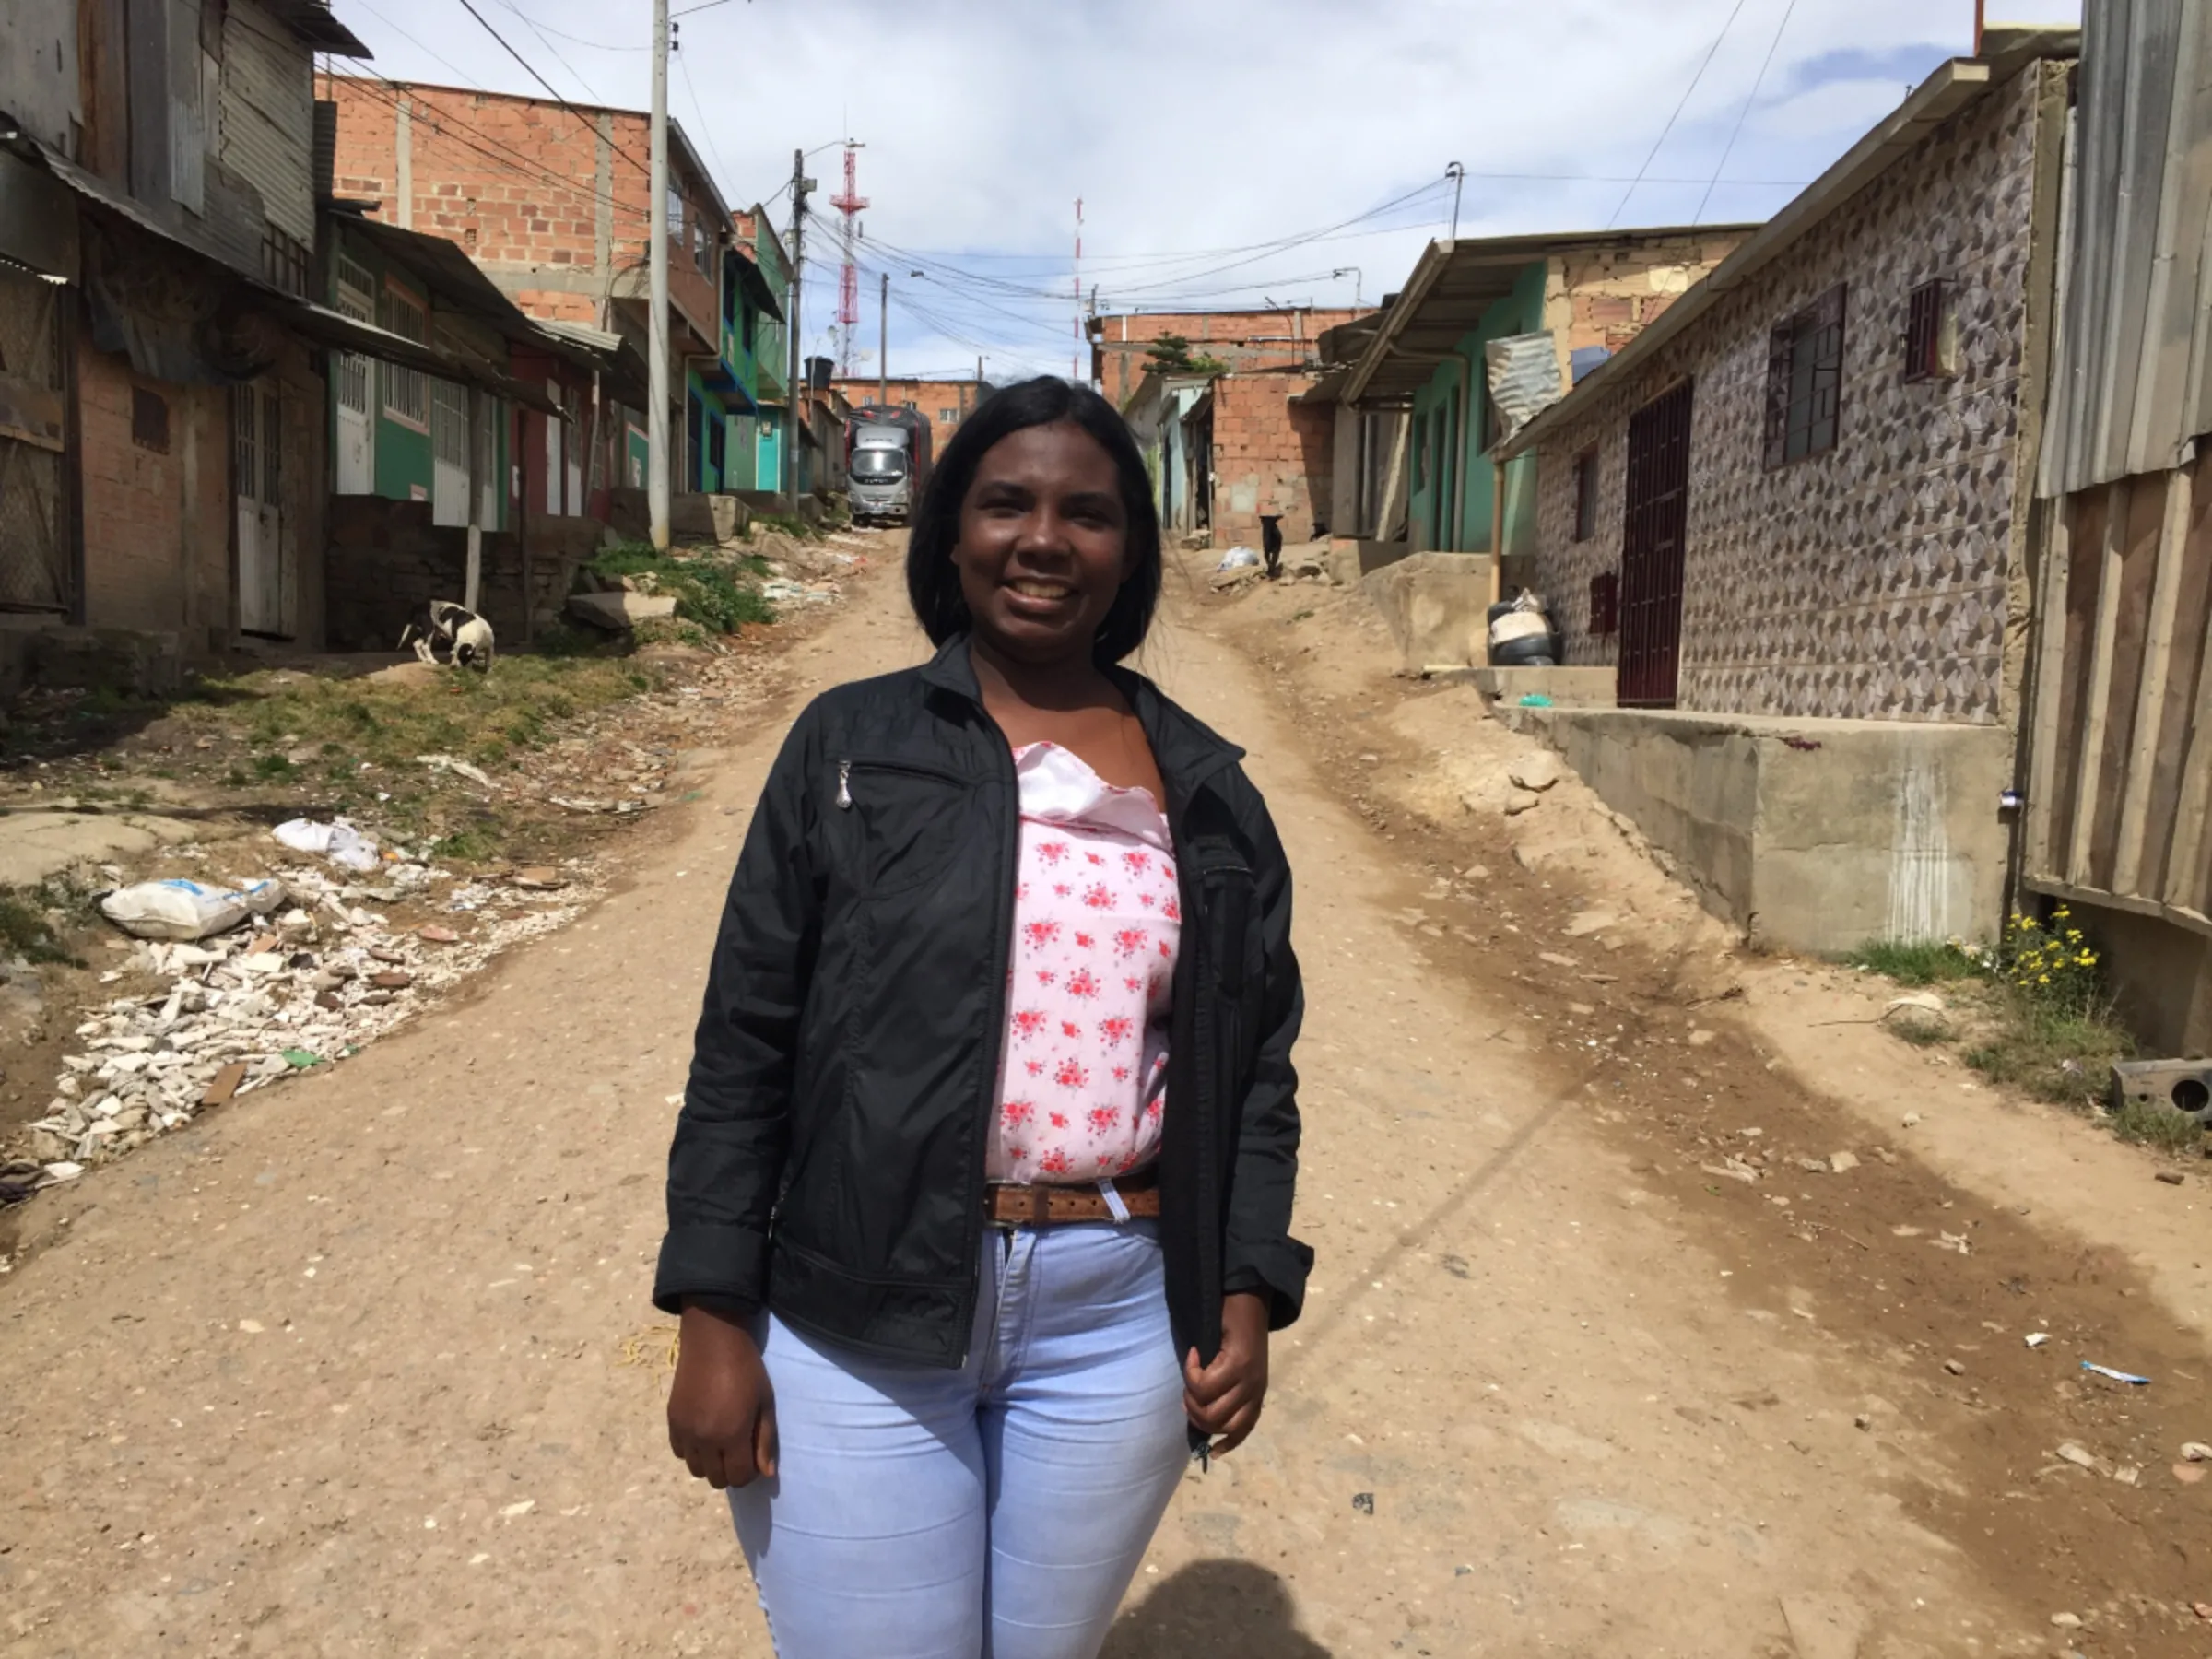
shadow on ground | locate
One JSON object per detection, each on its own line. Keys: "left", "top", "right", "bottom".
{"left": 1102, "top": 1560, "right": 1331, "bottom": 1657}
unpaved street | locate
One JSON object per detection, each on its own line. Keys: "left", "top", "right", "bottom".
{"left": 2, "top": 559, "right": 2207, "bottom": 1657}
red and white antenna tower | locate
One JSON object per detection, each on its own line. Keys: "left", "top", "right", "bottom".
{"left": 1071, "top": 197, "right": 1084, "bottom": 384}
{"left": 830, "top": 142, "right": 868, "bottom": 380}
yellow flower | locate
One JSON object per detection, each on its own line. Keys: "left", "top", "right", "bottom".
{"left": 2038, "top": 973, "right": 2050, "bottom": 983}
{"left": 2053, "top": 907, "right": 2071, "bottom": 919}
{"left": 2020, "top": 916, "right": 2040, "bottom": 930}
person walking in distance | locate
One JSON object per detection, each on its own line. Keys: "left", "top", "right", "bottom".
{"left": 656, "top": 375, "right": 1310, "bottom": 1659}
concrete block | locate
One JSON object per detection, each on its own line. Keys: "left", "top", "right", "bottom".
{"left": 568, "top": 590, "right": 678, "bottom": 630}
{"left": 1359, "top": 552, "right": 1495, "bottom": 671}
{"left": 1326, "top": 537, "right": 1413, "bottom": 586}
{"left": 1473, "top": 665, "right": 1616, "bottom": 707}
{"left": 1518, "top": 707, "right": 2012, "bottom": 954}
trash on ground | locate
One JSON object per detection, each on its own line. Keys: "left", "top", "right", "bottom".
{"left": 272, "top": 818, "right": 382, "bottom": 873}
{"left": 1350, "top": 1491, "right": 1375, "bottom": 1514}
{"left": 2081, "top": 1361, "right": 2150, "bottom": 1385}
{"left": 417, "top": 753, "right": 499, "bottom": 790}
{"left": 1517, "top": 692, "right": 1555, "bottom": 708}
{"left": 1216, "top": 546, "right": 1261, "bottom": 571}
{"left": 2181, "top": 1441, "right": 2212, "bottom": 1461}
{"left": 2026, "top": 1332, "right": 2051, "bottom": 1347}
{"left": 99, "top": 877, "right": 285, "bottom": 942}
{"left": 1882, "top": 991, "right": 1947, "bottom": 1017}
{"left": 2054, "top": 1441, "right": 2102, "bottom": 1471}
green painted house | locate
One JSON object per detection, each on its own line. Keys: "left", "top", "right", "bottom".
{"left": 1342, "top": 227, "right": 1753, "bottom": 559}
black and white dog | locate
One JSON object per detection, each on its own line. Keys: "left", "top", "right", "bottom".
{"left": 397, "top": 601, "right": 495, "bottom": 672}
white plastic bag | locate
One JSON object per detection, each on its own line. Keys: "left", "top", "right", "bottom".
{"left": 1215, "top": 547, "right": 1261, "bottom": 571}
{"left": 99, "top": 877, "right": 285, "bottom": 942}
{"left": 272, "top": 818, "right": 382, "bottom": 873}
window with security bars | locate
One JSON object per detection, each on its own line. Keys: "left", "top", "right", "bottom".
{"left": 380, "top": 285, "right": 429, "bottom": 429}
{"left": 1590, "top": 570, "right": 1618, "bottom": 637}
{"left": 132, "top": 387, "right": 170, "bottom": 453}
{"left": 1571, "top": 447, "right": 1599, "bottom": 541}
{"left": 1762, "top": 283, "right": 1846, "bottom": 468}
{"left": 1903, "top": 278, "right": 1956, "bottom": 382}
{"left": 261, "top": 224, "right": 311, "bottom": 296}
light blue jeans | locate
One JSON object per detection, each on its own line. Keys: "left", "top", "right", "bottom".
{"left": 730, "top": 1220, "right": 1190, "bottom": 1659}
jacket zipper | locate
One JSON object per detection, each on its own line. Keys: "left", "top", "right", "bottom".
{"left": 835, "top": 755, "right": 968, "bottom": 810}
{"left": 954, "top": 724, "right": 1019, "bottom": 1367}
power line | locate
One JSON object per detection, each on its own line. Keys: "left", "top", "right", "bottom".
{"left": 1606, "top": 0, "right": 1755, "bottom": 229}
{"left": 452, "top": 0, "right": 653, "bottom": 178}
{"left": 492, "top": 0, "right": 613, "bottom": 102}
{"left": 1694, "top": 0, "right": 1799, "bottom": 223}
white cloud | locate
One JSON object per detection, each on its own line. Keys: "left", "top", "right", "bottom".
{"left": 338, "top": 0, "right": 2067, "bottom": 380}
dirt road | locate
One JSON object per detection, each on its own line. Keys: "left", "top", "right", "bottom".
{"left": 2, "top": 558, "right": 2206, "bottom": 1657}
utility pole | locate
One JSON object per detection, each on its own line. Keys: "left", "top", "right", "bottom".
{"left": 1446, "top": 161, "right": 1465, "bottom": 241}
{"left": 784, "top": 147, "right": 812, "bottom": 503}
{"left": 646, "top": 0, "right": 671, "bottom": 549}
{"left": 878, "top": 271, "right": 888, "bottom": 410}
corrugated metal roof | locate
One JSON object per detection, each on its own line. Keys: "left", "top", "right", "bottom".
{"left": 2038, "top": 0, "right": 2212, "bottom": 495}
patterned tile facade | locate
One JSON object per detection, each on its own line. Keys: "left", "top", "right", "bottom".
{"left": 1524, "top": 65, "right": 2053, "bottom": 724}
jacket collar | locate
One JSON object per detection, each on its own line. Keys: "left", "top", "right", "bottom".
{"left": 919, "top": 633, "right": 1245, "bottom": 815}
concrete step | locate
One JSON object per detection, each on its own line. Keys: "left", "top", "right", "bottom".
{"left": 1473, "top": 665, "right": 1617, "bottom": 707}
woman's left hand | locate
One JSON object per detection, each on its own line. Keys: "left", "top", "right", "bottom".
{"left": 1182, "top": 1291, "right": 1270, "bottom": 1455}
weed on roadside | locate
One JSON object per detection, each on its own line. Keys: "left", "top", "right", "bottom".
{"left": 0, "top": 892, "right": 82, "bottom": 967}
{"left": 1854, "top": 909, "right": 2136, "bottom": 1112}
{"left": 2111, "top": 1099, "right": 2206, "bottom": 1154}
{"left": 588, "top": 543, "right": 774, "bottom": 634}
{"left": 1841, "top": 938, "right": 1984, "bottom": 985}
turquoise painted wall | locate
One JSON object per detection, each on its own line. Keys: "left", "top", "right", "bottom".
{"left": 1402, "top": 258, "right": 1552, "bottom": 552}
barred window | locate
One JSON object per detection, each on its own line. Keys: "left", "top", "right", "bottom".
{"left": 1903, "top": 278, "right": 1956, "bottom": 382}
{"left": 380, "top": 285, "right": 429, "bottom": 430}
{"left": 1762, "top": 283, "right": 1846, "bottom": 468}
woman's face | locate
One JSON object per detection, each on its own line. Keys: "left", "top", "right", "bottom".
{"left": 952, "top": 420, "right": 1131, "bottom": 666}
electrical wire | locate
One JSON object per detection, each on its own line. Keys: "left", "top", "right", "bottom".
{"left": 452, "top": 0, "right": 653, "bottom": 178}
{"left": 1605, "top": 0, "right": 1755, "bottom": 228}
{"left": 1693, "top": 0, "right": 1799, "bottom": 223}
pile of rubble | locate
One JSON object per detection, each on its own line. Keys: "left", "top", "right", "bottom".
{"left": 22, "top": 856, "right": 586, "bottom": 1186}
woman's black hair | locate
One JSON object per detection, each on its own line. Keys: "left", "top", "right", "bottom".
{"left": 905, "top": 376, "right": 1162, "bottom": 664}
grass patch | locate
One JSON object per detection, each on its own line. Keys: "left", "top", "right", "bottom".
{"left": 749, "top": 512, "right": 821, "bottom": 541}
{"left": 2112, "top": 1100, "right": 2207, "bottom": 1154}
{"left": 180, "top": 653, "right": 665, "bottom": 779}
{"left": 1842, "top": 938, "right": 1986, "bottom": 986}
{"left": 587, "top": 543, "right": 774, "bottom": 634}
{"left": 0, "top": 892, "right": 81, "bottom": 966}
{"left": 1961, "top": 995, "right": 2132, "bottom": 1103}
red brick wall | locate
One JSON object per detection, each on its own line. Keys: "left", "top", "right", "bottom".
{"left": 832, "top": 378, "right": 987, "bottom": 438}
{"left": 76, "top": 340, "right": 231, "bottom": 643}
{"left": 1206, "top": 372, "right": 1333, "bottom": 551}
{"left": 1090, "top": 309, "right": 1371, "bottom": 409}
{"left": 328, "top": 77, "right": 721, "bottom": 343}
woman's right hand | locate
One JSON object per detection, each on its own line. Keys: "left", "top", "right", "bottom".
{"left": 667, "top": 1302, "right": 779, "bottom": 1488}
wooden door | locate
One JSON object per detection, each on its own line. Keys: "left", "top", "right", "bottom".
{"left": 1618, "top": 378, "right": 1694, "bottom": 708}
{"left": 0, "top": 265, "right": 70, "bottom": 613}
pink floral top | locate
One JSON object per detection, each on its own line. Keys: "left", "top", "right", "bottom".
{"left": 988, "top": 742, "right": 1181, "bottom": 1184}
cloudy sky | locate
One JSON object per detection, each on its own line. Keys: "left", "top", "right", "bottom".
{"left": 335, "top": 0, "right": 2082, "bottom": 382}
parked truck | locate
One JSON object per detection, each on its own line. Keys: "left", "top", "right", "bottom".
{"left": 845, "top": 406, "right": 934, "bottom": 524}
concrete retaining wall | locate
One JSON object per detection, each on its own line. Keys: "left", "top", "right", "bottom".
{"left": 1360, "top": 551, "right": 1493, "bottom": 671}
{"left": 1523, "top": 707, "right": 2014, "bottom": 953}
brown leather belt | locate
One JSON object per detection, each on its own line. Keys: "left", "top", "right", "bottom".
{"left": 985, "top": 1175, "right": 1160, "bottom": 1225}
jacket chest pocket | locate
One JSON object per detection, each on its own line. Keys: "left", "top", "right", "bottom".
{"left": 832, "top": 756, "right": 974, "bottom": 899}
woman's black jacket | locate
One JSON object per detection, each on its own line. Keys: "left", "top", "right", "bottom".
{"left": 653, "top": 634, "right": 1310, "bottom": 1370}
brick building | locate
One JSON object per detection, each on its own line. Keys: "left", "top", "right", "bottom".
{"left": 327, "top": 77, "right": 776, "bottom": 503}
{"left": 1088, "top": 308, "right": 1370, "bottom": 410}
{"left": 830, "top": 376, "right": 994, "bottom": 441}
{"left": 1178, "top": 370, "right": 1335, "bottom": 552}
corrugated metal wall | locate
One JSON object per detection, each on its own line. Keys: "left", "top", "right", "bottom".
{"left": 2039, "top": 0, "right": 2212, "bottom": 496}
{"left": 218, "top": 0, "right": 314, "bottom": 245}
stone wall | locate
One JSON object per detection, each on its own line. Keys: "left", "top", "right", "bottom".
{"left": 1522, "top": 64, "right": 2055, "bottom": 724}
{"left": 324, "top": 498, "right": 599, "bottom": 651}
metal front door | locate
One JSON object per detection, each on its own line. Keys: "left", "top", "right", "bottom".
{"left": 0, "top": 265, "right": 72, "bottom": 613}
{"left": 334, "top": 255, "right": 375, "bottom": 494}
{"left": 234, "top": 382, "right": 288, "bottom": 636}
{"left": 1618, "top": 378, "right": 1694, "bottom": 708}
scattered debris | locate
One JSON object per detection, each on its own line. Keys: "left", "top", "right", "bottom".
{"left": 1881, "top": 991, "right": 1947, "bottom": 1018}
{"left": 1507, "top": 752, "right": 1564, "bottom": 793}
{"left": 2054, "top": 1441, "right": 2102, "bottom": 1472}
{"left": 1828, "top": 1150, "right": 1860, "bottom": 1172}
{"left": 416, "top": 754, "right": 499, "bottom": 790}
{"left": 2080, "top": 1362, "right": 2149, "bottom": 1385}
{"left": 2050, "top": 1612, "right": 2082, "bottom": 1630}
{"left": 1350, "top": 1492, "right": 1375, "bottom": 1515}
{"left": 2155, "top": 1171, "right": 2185, "bottom": 1185}
{"left": 2181, "top": 1441, "right": 2212, "bottom": 1462}
{"left": 272, "top": 818, "right": 382, "bottom": 873}
{"left": 2026, "top": 1332, "right": 2051, "bottom": 1348}
{"left": 99, "top": 877, "right": 285, "bottom": 942}
{"left": 1943, "top": 1359, "right": 1966, "bottom": 1375}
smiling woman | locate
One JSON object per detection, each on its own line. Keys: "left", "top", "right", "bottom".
{"left": 656, "top": 376, "right": 1308, "bottom": 1657}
